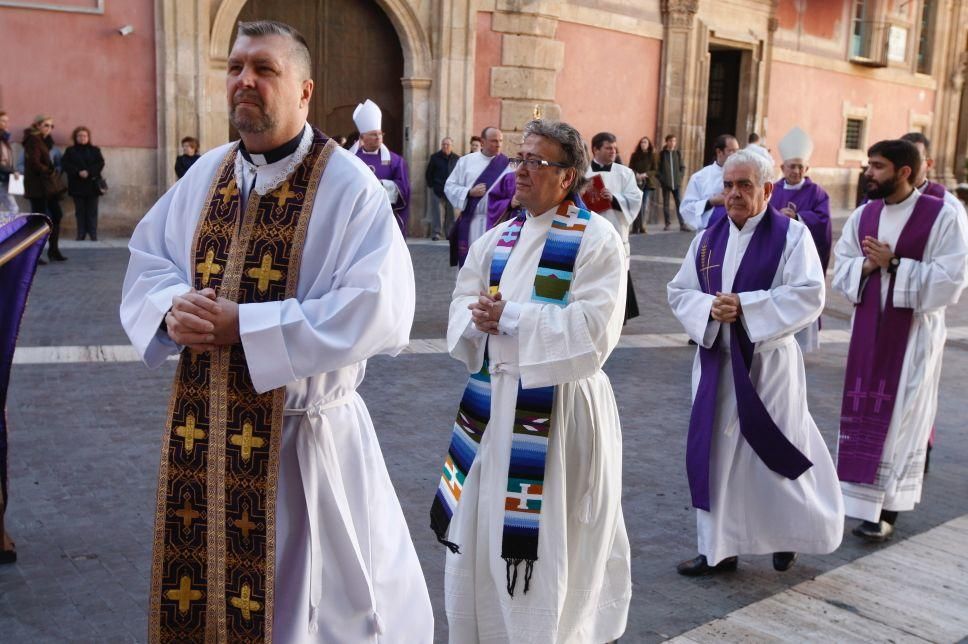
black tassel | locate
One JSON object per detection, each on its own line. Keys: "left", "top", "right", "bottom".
{"left": 523, "top": 559, "right": 535, "bottom": 594}
{"left": 435, "top": 532, "right": 461, "bottom": 554}
{"left": 505, "top": 557, "right": 528, "bottom": 596}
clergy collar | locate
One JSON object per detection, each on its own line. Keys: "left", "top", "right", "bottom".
{"left": 917, "top": 179, "right": 930, "bottom": 191}
{"left": 591, "top": 160, "right": 613, "bottom": 172}
{"left": 884, "top": 187, "right": 919, "bottom": 208}
{"left": 238, "top": 130, "right": 304, "bottom": 166}
{"left": 783, "top": 179, "right": 806, "bottom": 190}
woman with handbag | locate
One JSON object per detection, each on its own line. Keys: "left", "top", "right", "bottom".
{"left": 62, "top": 126, "right": 105, "bottom": 241}
{"left": 628, "top": 136, "right": 658, "bottom": 234}
{"left": 23, "top": 114, "right": 66, "bottom": 261}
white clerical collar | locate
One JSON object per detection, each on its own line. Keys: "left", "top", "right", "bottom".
{"left": 884, "top": 187, "right": 920, "bottom": 211}
{"left": 348, "top": 141, "right": 391, "bottom": 164}
{"left": 235, "top": 122, "right": 314, "bottom": 196}
{"left": 783, "top": 179, "right": 806, "bottom": 190}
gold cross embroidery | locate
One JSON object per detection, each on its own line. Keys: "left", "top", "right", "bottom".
{"left": 273, "top": 180, "right": 297, "bottom": 207}
{"left": 246, "top": 253, "right": 283, "bottom": 294}
{"left": 175, "top": 414, "right": 206, "bottom": 454}
{"left": 175, "top": 499, "right": 201, "bottom": 528}
{"left": 234, "top": 509, "right": 256, "bottom": 538}
{"left": 196, "top": 248, "right": 222, "bottom": 287}
{"left": 166, "top": 575, "right": 203, "bottom": 614}
{"left": 230, "top": 584, "right": 262, "bottom": 621}
{"left": 230, "top": 420, "right": 265, "bottom": 462}
{"left": 219, "top": 177, "right": 239, "bottom": 205}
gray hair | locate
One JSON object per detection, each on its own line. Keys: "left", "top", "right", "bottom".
{"left": 236, "top": 20, "right": 312, "bottom": 80}
{"left": 723, "top": 148, "right": 776, "bottom": 186}
{"left": 522, "top": 119, "right": 589, "bottom": 193}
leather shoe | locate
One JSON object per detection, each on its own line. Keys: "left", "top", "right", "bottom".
{"left": 852, "top": 520, "right": 894, "bottom": 542}
{"left": 773, "top": 551, "right": 798, "bottom": 571}
{"left": 48, "top": 251, "right": 68, "bottom": 261}
{"left": 676, "top": 554, "right": 737, "bottom": 576}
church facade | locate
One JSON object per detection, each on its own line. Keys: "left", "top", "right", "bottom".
{"left": 1, "top": 0, "right": 967, "bottom": 232}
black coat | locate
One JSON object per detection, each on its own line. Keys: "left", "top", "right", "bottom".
{"left": 424, "top": 150, "right": 459, "bottom": 198}
{"left": 175, "top": 154, "right": 201, "bottom": 179}
{"left": 62, "top": 144, "right": 105, "bottom": 198}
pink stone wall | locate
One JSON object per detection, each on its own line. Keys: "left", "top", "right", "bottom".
{"left": 0, "top": 2, "right": 157, "bottom": 149}
{"left": 473, "top": 11, "right": 502, "bottom": 148}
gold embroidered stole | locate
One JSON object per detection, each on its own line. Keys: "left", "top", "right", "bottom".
{"left": 149, "top": 130, "right": 336, "bottom": 643}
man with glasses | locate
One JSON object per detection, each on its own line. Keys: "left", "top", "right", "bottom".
{"left": 431, "top": 119, "right": 631, "bottom": 643}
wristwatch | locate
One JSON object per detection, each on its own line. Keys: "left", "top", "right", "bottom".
{"left": 887, "top": 256, "right": 901, "bottom": 274}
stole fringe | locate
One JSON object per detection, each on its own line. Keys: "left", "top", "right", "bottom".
{"left": 503, "top": 557, "right": 535, "bottom": 596}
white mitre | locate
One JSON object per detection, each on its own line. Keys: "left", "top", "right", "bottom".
{"left": 777, "top": 126, "right": 813, "bottom": 163}
{"left": 353, "top": 99, "right": 382, "bottom": 134}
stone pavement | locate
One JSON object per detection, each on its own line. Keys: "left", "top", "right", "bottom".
{"left": 2, "top": 225, "right": 967, "bottom": 642}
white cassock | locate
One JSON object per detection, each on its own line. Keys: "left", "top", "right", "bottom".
{"left": 444, "top": 207, "right": 631, "bottom": 644}
{"left": 444, "top": 151, "right": 512, "bottom": 244}
{"left": 833, "top": 190, "right": 968, "bottom": 521}
{"left": 667, "top": 210, "right": 844, "bottom": 565}
{"left": 585, "top": 162, "right": 643, "bottom": 259}
{"left": 680, "top": 162, "right": 724, "bottom": 230}
{"left": 120, "top": 124, "right": 434, "bottom": 643}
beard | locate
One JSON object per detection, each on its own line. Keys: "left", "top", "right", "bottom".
{"left": 229, "top": 93, "right": 275, "bottom": 134}
{"left": 865, "top": 174, "right": 898, "bottom": 200}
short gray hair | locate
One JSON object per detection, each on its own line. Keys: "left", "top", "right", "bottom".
{"left": 723, "top": 148, "right": 776, "bottom": 186}
{"left": 236, "top": 20, "right": 312, "bottom": 80}
{"left": 522, "top": 119, "right": 589, "bottom": 193}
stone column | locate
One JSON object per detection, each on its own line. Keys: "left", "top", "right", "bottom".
{"left": 403, "top": 76, "right": 433, "bottom": 235}
{"left": 491, "top": 1, "right": 564, "bottom": 139}
{"left": 657, "top": 0, "right": 705, "bottom": 174}
{"left": 933, "top": 0, "right": 968, "bottom": 186}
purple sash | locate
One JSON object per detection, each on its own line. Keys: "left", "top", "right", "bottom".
{"left": 449, "top": 153, "right": 509, "bottom": 267}
{"left": 687, "top": 207, "right": 813, "bottom": 511}
{"left": 837, "top": 195, "right": 943, "bottom": 483}
{"left": 921, "top": 181, "right": 946, "bottom": 200}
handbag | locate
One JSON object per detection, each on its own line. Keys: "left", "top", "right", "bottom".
{"left": 44, "top": 171, "right": 67, "bottom": 199}
{"left": 95, "top": 176, "right": 108, "bottom": 195}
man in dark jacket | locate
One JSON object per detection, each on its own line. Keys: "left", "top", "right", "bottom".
{"left": 658, "top": 134, "right": 688, "bottom": 231}
{"left": 424, "top": 136, "right": 459, "bottom": 240}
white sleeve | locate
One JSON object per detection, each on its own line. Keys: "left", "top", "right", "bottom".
{"left": 615, "top": 169, "right": 642, "bottom": 227}
{"left": 447, "top": 227, "right": 497, "bottom": 372}
{"left": 893, "top": 206, "right": 968, "bottom": 311}
{"left": 667, "top": 235, "right": 719, "bottom": 347}
{"left": 444, "top": 160, "right": 470, "bottom": 210}
{"left": 738, "top": 224, "right": 825, "bottom": 343}
{"left": 680, "top": 171, "right": 713, "bottom": 230}
{"left": 237, "top": 185, "right": 415, "bottom": 393}
{"left": 832, "top": 207, "right": 868, "bottom": 304}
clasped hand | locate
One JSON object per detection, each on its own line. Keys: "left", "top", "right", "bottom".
{"left": 165, "top": 288, "right": 240, "bottom": 352}
{"left": 711, "top": 292, "right": 741, "bottom": 323}
{"left": 861, "top": 236, "right": 893, "bottom": 275}
{"left": 468, "top": 291, "right": 507, "bottom": 335}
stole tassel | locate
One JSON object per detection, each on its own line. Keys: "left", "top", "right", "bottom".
{"left": 503, "top": 557, "right": 536, "bottom": 596}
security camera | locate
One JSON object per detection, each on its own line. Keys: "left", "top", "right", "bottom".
{"left": 118, "top": 24, "right": 135, "bottom": 36}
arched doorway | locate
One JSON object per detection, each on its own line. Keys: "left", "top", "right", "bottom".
{"left": 234, "top": 0, "right": 405, "bottom": 150}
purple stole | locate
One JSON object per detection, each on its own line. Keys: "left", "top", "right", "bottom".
{"left": 486, "top": 172, "right": 521, "bottom": 229}
{"left": 837, "top": 195, "right": 944, "bottom": 484}
{"left": 356, "top": 148, "right": 410, "bottom": 236}
{"left": 687, "top": 208, "right": 813, "bottom": 511}
{"left": 449, "top": 153, "right": 509, "bottom": 267}
{"left": 769, "top": 178, "right": 832, "bottom": 272}
{"left": 920, "top": 181, "right": 946, "bottom": 200}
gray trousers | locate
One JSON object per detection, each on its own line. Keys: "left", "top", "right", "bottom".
{"left": 425, "top": 187, "right": 454, "bottom": 238}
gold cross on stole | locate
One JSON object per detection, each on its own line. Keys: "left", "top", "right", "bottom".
{"left": 230, "top": 420, "right": 265, "bottom": 462}
{"left": 246, "top": 253, "right": 283, "bottom": 294}
{"left": 175, "top": 414, "right": 206, "bottom": 454}
{"left": 234, "top": 509, "right": 256, "bottom": 538}
{"left": 196, "top": 248, "right": 222, "bottom": 287}
{"left": 166, "top": 576, "right": 203, "bottom": 614}
{"left": 230, "top": 584, "right": 262, "bottom": 621}
{"left": 273, "top": 180, "right": 297, "bottom": 208}
{"left": 175, "top": 499, "right": 201, "bottom": 528}
{"left": 219, "top": 177, "right": 239, "bottom": 205}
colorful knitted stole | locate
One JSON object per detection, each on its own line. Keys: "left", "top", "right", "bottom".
{"left": 431, "top": 200, "right": 590, "bottom": 596}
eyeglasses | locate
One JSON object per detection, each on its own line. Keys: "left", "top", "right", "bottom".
{"left": 508, "top": 157, "right": 568, "bottom": 171}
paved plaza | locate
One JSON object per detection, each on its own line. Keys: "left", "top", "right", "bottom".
{"left": 2, "top": 219, "right": 967, "bottom": 642}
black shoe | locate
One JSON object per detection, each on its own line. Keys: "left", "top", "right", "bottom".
{"left": 676, "top": 554, "right": 738, "bottom": 576}
{"left": 688, "top": 338, "right": 697, "bottom": 346}
{"left": 852, "top": 520, "right": 895, "bottom": 542}
{"left": 431, "top": 234, "right": 440, "bottom": 241}
{"left": 49, "top": 251, "right": 67, "bottom": 261}
{"left": 773, "top": 551, "right": 798, "bottom": 571}
{"left": 36, "top": 256, "right": 48, "bottom": 265}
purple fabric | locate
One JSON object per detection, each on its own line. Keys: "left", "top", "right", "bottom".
{"left": 449, "top": 154, "right": 509, "bottom": 267}
{"left": 837, "top": 195, "right": 943, "bottom": 483}
{"left": 707, "top": 205, "right": 727, "bottom": 228}
{"left": 0, "top": 214, "right": 49, "bottom": 519}
{"left": 921, "top": 181, "right": 946, "bottom": 200}
{"left": 486, "top": 172, "right": 520, "bottom": 229}
{"left": 356, "top": 148, "right": 411, "bottom": 236}
{"left": 687, "top": 207, "right": 813, "bottom": 511}
{"left": 770, "top": 178, "right": 832, "bottom": 272}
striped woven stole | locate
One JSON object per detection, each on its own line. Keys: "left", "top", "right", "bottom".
{"left": 431, "top": 200, "right": 590, "bottom": 595}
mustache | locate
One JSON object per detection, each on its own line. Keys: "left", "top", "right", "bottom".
{"left": 232, "top": 91, "right": 263, "bottom": 107}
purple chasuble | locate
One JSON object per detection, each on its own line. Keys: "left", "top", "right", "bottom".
{"left": 687, "top": 207, "right": 813, "bottom": 511}
{"left": 837, "top": 194, "right": 944, "bottom": 484}
{"left": 356, "top": 148, "right": 411, "bottom": 236}
{"left": 770, "top": 178, "right": 832, "bottom": 272}
{"left": 448, "top": 153, "right": 509, "bottom": 267}
{"left": 486, "top": 172, "right": 521, "bottom": 229}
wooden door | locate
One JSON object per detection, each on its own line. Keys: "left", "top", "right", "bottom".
{"left": 234, "top": 0, "right": 405, "bottom": 150}
{"left": 703, "top": 49, "right": 741, "bottom": 165}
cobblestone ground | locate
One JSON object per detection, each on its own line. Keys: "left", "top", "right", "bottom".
{"left": 2, "top": 222, "right": 967, "bottom": 642}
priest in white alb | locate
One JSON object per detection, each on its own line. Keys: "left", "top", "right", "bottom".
{"left": 431, "top": 119, "right": 631, "bottom": 643}
{"left": 583, "top": 131, "right": 643, "bottom": 321}
{"left": 668, "top": 148, "right": 843, "bottom": 576}
{"left": 119, "top": 21, "right": 432, "bottom": 642}
{"left": 834, "top": 138, "right": 968, "bottom": 542}
{"left": 445, "top": 126, "right": 510, "bottom": 266}
{"left": 680, "top": 134, "right": 739, "bottom": 231}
